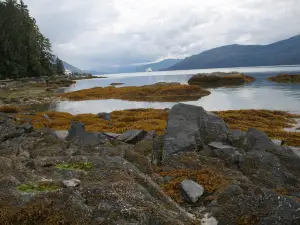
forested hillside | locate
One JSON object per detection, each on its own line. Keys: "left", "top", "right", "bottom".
{"left": 0, "top": 0, "right": 53, "bottom": 79}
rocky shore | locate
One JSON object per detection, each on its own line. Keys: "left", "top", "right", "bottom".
{"left": 1, "top": 103, "right": 299, "bottom": 224}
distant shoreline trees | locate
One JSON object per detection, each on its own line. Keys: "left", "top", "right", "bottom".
{"left": 0, "top": 0, "right": 54, "bottom": 79}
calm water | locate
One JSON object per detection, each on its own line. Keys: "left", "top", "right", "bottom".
{"left": 54, "top": 65, "right": 300, "bottom": 114}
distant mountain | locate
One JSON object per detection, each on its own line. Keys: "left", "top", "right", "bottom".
{"left": 166, "top": 34, "right": 300, "bottom": 71}
{"left": 63, "top": 61, "right": 83, "bottom": 73}
{"left": 136, "top": 58, "right": 182, "bottom": 72}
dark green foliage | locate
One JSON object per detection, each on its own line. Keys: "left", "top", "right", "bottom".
{"left": 0, "top": 0, "right": 53, "bottom": 79}
{"left": 56, "top": 57, "right": 65, "bottom": 75}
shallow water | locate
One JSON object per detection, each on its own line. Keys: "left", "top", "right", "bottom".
{"left": 54, "top": 65, "right": 300, "bottom": 114}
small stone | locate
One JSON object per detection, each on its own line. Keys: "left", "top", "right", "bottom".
{"left": 54, "top": 130, "right": 69, "bottom": 139}
{"left": 180, "top": 179, "right": 204, "bottom": 203}
{"left": 43, "top": 114, "right": 50, "bottom": 120}
{"left": 62, "top": 179, "right": 81, "bottom": 188}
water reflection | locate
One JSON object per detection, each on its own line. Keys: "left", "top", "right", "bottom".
{"left": 56, "top": 65, "right": 300, "bottom": 114}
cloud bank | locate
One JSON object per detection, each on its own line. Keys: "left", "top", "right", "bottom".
{"left": 24, "top": 0, "right": 300, "bottom": 71}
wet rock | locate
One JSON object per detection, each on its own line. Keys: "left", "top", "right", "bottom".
{"left": 163, "top": 103, "right": 229, "bottom": 160}
{"left": 97, "top": 112, "right": 111, "bottom": 121}
{"left": 117, "top": 129, "right": 148, "bottom": 144}
{"left": 67, "top": 122, "right": 108, "bottom": 146}
{"left": 180, "top": 179, "right": 204, "bottom": 203}
{"left": 62, "top": 179, "right": 81, "bottom": 188}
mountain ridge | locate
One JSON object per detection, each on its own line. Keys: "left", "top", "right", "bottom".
{"left": 165, "top": 34, "right": 300, "bottom": 71}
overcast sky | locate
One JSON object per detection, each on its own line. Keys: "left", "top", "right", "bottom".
{"left": 24, "top": 0, "right": 300, "bottom": 71}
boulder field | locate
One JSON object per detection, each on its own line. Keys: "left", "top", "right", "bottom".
{"left": 0, "top": 103, "right": 300, "bottom": 224}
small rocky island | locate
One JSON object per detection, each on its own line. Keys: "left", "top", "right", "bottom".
{"left": 188, "top": 72, "right": 255, "bottom": 87}
{"left": 0, "top": 103, "right": 299, "bottom": 224}
{"left": 268, "top": 74, "right": 300, "bottom": 83}
{"left": 59, "top": 82, "right": 211, "bottom": 102}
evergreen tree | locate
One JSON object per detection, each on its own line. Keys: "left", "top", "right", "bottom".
{"left": 56, "top": 57, "right": 65, "bottom": 75}
{"left": 0, "top": 0, "right": 54, "bottom": 79}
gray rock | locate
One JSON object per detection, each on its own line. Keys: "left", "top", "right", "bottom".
{"left": 145, "top": 130, "right": 157, "bottom": 140}
{"left": 180, "top": 179, "right": 204, "bottom": 203}
{"left": 272, "top": 139, "right": 283, "bottom": 146}
{"left": 208, "top": 142, "right": 240, "bottom": 166}
{"left": 67, "top": 122, "right": 108, "bottom": 146}
{"left": 239, "top": 150, "right": 300, "bottom": 188}
{"left": 103, "top": 132, "right": 120, "bottom": 139}
{"left": 218, "top": 184, "right": 243, "bottom": 204}
{"left": 228, "top": 129, "right": 249, "bottom": 149}
{"left": 62, "top": 179, "right": 81, "bottom": 188}
{"left": 97, "top": 112, "right": 111, "bottom": 121}
{"left": 54, "top": 130, "right": 69, "bottom": 139}
{"left": 43, "top": 114, "right": 50, "bottom": 120}
{"left": 246, "top": 128, "right": 279, "bottom": 151}
{"left": 208, "top": 142, "right": 236, "bottom": 150}
{"left": 117, "top": 129, "right": 148, "bottom": 144}
{"left": 163, "top": 104, "right": 229, "bottom": 159}
{"left": 152, "top": 135, "right": 164, "bottom": 165}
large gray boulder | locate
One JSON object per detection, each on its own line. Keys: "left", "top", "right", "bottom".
{"left": 66, "top": 122, "right": 107, "bottom": 146}
{"left": 163, "top": 104, "right": 229, "bottom": 159}
{"left": 180, "top": 179, "right": 204, "bottom": 203}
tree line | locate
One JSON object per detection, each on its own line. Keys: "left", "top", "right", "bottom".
{"left": 0, "top": 0, "right": 64, "bottom": 79}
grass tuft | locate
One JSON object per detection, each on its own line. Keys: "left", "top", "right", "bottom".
{"left": 17, "top": 182, "right": 59, "bottom": 193}
{"left": 56, "top": 162, "right": 94, "bottom": 171}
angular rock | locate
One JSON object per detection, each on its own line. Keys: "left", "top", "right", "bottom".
{"left": 272, "top": 139, "right": 283, "bottom": 146}
{"left": 208, "top": 142, "right": 241, "bottom": 166}
{"left": 180, "top": 179, "right": 204, "bottom": 203}
{"left": 62, "top": 179, "right": 81, "bottom": 188}
{"left": 208, "top": 142, "right": 236, "bottom": 150}
{"left": 103, "top": 132, "right": 120, "bottom": 139}
{"left": 163, "top": 104, "right": 229, "bottom": 159}
{"left": 54, "top": 130, "right": 69, "bottom": 139}
{"left": 228, "top": 129, "right": 249, "bottom": 149}
{"left": 246, "top": 128, "right": 279, "bottom": 151}
{"left": 97, "top": 112, "right": 111, "bottom": 121}
{"left": 117, "top": 129, "right": 148, "bottom": 144}
{"left": 66, "top": 122, "right": 108, "bottom": 146}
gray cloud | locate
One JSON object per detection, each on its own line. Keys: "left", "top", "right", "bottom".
{"left": 24, "top": 0, "right": 300, "bottom": 71}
